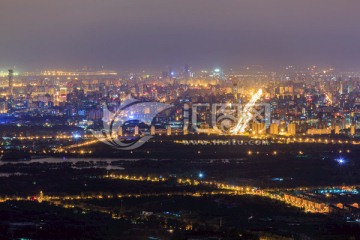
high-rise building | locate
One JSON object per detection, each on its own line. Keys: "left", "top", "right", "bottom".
{"left": 150, "top": 125, "right": 156, "bottom": 135}
{"left": 8, "top": 69, "right": 14, "bottom": 97}
{"left": 350, "top": 125, "right": 356, "bottom": 136}
{"left": 134, "top": 125, "right": 139, "bottom": 135}
{"left": 59, "top": 87, "right": 67, "bottom": 102}
{"left": 288, "top": 123, "right": 296, "bottom": 135}
{"left": 183, "top": 104, "right": 189, "bottom": 135}
{"left": 269, "top": 123, "right": 279, "bottom": 135}
{"left": 138, "top": 83, "right": 144, "bottom": 96}
{"left": 167, "top": 125, "right": 172, "bottom": 135}
{"left": 0, "top": 101, "right": 7, "bottom": 113}
{"left": 232, "top": 78, "right": 239, "bottom": 100}
{"left": 338, "top": 79, "right": 343, "bottom": 95}
{"left": 252, "top": 122, "right": 265, "bottom": 135}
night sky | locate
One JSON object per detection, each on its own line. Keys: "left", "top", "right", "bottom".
{"left": 1, "top": 0, "right": 360, "bottom": 71}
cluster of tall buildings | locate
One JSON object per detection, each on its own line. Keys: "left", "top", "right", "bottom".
{"left": 0, "top": 66, "right": 359, "bottom": 136}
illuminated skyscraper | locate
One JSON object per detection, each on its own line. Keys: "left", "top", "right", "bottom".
{"left": 338, "top": 79, "right": 343, "bottom": 95}
{"left": 59, "top": 87, "right": 67, "bottom": 102}
{"left": 269, "top": 123, "right": 279, "bottom": 135}
{"left": 183, "top": 104, "right": 189, "bottom": 135}
{"left": 288, "top": 123, "right": 296, "bottom": 135}
{"left": 252, "top": 122, "right": 265, "bottom": 135}
{"left": 232, "top": 78, "right": 239, "bottom": 100}
{"left": 8, "top": 69, "right": 13, "bottom": 97}
{"left": 350, "top": 125, "right": 356, "bottom": 136}
{"left": 134, "top": 125, "right": 139, "bottom": 135}
{"left": 150, "top": 125, "right": 156, "bottom": 135}
{"left": 167, "top": 125, "right": 172, "bottom": 135}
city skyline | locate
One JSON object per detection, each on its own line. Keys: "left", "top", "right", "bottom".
{"left": 1, "top": 1, "right": 360, "bottom": 239}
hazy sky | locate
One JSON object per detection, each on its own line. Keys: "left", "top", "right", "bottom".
{"left": 1, "top": 0, "right": 360, "bottom": 71}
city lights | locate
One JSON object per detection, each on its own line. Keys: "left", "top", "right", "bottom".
{"left": 0, "top": 0, "right": 360, "bottom": 238}
{"left": 336, "top": 158, "right": 346, "bottom": 165}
